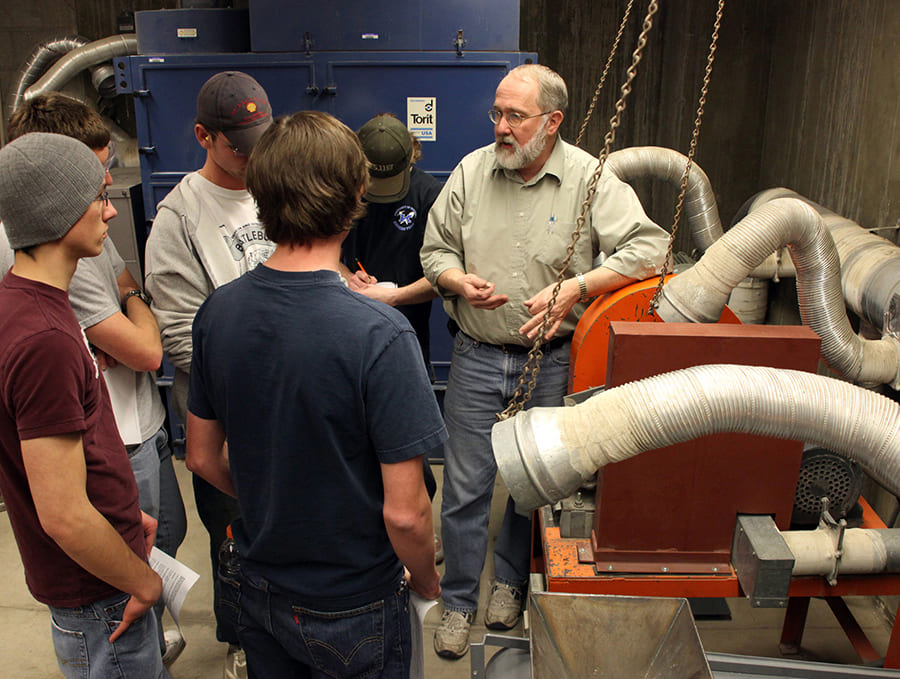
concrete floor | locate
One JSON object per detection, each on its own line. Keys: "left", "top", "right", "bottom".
{"left": 0, "top": 460, "right": 895, "bottom": 678}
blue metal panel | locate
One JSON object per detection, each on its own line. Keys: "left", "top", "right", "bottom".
{"left": 324, "top": 57, "right": 525, "bottom": 177}
{"left": 117, "top": 48, "right": 537, "bottom": 374}
{"left": 135, "top": 9, "right": 250, "bottom": 55}
{"left": 249, "top": 0, "right": 520, "bottom": 52}
{"left": 117, "top": 50, "right": 536, "bottom": 221}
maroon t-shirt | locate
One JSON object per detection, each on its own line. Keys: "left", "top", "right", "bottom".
{"left": 0, "top": 272, "right": 146, "bottom": 607}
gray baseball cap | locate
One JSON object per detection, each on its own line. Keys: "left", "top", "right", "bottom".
{"left": 196, "top": 71, "right": 273, "bottom": 155}
{"left": 0, "top": 132, "right": 106, "bottom": 249}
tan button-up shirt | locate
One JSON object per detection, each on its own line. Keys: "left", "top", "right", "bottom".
{"left": 421, "top": 138, "right": 669, "bottom": 345}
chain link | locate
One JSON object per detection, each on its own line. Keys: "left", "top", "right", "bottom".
{"left": 649, "top": 0, "right": 725, "bottom": 314}
{"left": 574, "top": 0, "right": 636, "bottom": 148}
{"left": 498, "top": 0, "right": 660, "bottom": 421}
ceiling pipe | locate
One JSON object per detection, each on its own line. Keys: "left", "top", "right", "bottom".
{"left": 491, "top": 364, "right": 900, "bottom": 513}
{"left": 748, "top": 188, "right": 900, "bottom": 342}
{"left": 8, "top": 36, "right": 88, "bottom": 117}
{"left": 606, "top": 146, "right": 724, "bottom": 252}
{"left": 24, "top": 35, "right": 137, "bottom": 102}
{"left": 783, "top": 527, "right": 900, "bottom": 577}
{"left": 654, "top": 197, "right": 900, "bottom": 388}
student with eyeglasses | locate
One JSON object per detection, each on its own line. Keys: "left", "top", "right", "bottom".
{"left": 0, "top": 93, "right": 188, "bottom": 668}
{"left": 144, "top": 70, "right": 274, "bottom": 679}
{"left": 0, "top": 132, "right": 168, "bottom": 679}
{"left": 422, "top": 64, "right": 671, "bottom": 659}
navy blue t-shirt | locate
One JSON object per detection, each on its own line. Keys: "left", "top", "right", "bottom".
{"left": 189, "top": 266, "right": 447, "bottom": 610}
{"left": 343, "top": 167, "right": 443, "bottom": 365}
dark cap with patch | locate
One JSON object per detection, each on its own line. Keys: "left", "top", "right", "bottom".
{"left": 357, "top": 115, "right": 413, "bottom": 203}
{"left": 196, "top": 71, "right": 272, "bottom": 155}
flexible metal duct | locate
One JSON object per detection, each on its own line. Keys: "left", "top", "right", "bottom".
{"left": 783, "top": 527, "right": 900, "bottom": 577}
{"left": 491, "top": 364, "right": 900, "bottom": 513}
{"left": 654, "top": 197, "right": 900, "bottom": 387}
{"left": 606, "top": 146, "right": 724, "bottom": 252}
{"left": 748, "top": 188, "right": 900, "bottom": 341}
{"left": 24, "top": 35, "right": 137, "bottom": 102}
{"left": 8, "top": 37, "right": 88, "bottom": 117}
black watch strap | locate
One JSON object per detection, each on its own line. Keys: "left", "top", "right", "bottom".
{"left": 123, "top": 288, "right": 151, "bottom": 307}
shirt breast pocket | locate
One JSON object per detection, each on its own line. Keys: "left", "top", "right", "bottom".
{"left": 534, "top": 221, "right": 589, "bottom": 272}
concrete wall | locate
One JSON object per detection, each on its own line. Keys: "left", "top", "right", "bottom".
{"left": 0, "top": 0, "right": 78, "bottom": 131}
{"left": 762, "top": 0, "right": 899, "bottom": 234}
{"left": 521, "top": 0, "right": 898, "bottom": 243}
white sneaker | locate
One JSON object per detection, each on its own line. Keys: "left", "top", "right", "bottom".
{"left": 433, "top": 610, "right": 473, "bottom": 659}
{"left": 161, "top": 629, "right": 186, "bottom": 667}
{"left": 224, "top": 644, "right": 247, "bottom": 679}
{"left": 484, "top": 582, "right": 523, "bottom": 630}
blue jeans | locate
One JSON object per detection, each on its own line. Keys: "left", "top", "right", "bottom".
{"left": 49, "top": 593, "right": 169, "bottom": 679}
{"left": 139, "top": 427, "right": 187, "bottom": 653}
{"left": 222, "top": 566, "right": 410, "bottom": 679}
{"left": 152, "top": 426, "right": 187, "bottom": 560}
{"left": 440, "top": 332, "right": 570, "bottom": 613}
{"left": 128, "top": 434, "right": 161, "bottom": 521}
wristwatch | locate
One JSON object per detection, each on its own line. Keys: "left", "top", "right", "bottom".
{"left": 575, "top": 272, "right": 589, "bottom": 303}
{"left": 122, "top": 288, "right": 151, "bottom": 307}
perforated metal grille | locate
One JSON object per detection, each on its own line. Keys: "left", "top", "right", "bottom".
{"left": 792, "top": 447, "right": 864, "bottom": 526}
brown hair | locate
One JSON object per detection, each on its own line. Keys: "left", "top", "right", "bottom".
{"left": 7, "top": 93, "right": 110, "bottom": 150}
{"left": 246, "top": 111, "right": 369, "bottom": 247}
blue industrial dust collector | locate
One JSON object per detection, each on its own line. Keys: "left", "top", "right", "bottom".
{"left": 116, "top": 0, "right": 537, "bottom": 224}
{"left": 116, "top": 0, "right": 536, "bottom": 395}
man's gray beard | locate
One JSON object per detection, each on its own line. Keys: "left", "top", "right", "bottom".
{"left": 494, "top": 121, "right": 549, "bottom": 170}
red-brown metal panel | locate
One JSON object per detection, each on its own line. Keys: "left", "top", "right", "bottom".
{"left": 591, "top": 322, "right": 822, "bottom": 573}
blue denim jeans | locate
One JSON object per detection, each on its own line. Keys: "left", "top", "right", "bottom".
{"left": 127, "top": 433, "right": 160, "bottom": 521}
{"left": 49, "top": 593, "right": 169, "bottom": 679}
{"left": 152, "top": 426, "right": 187, "bottom": 560}
{"left": 440, "top": 332, "right": 570, "bottom": 613}
{"left": 140, "top": 427, "right": 187, "bottom": 654}
{"left": 221, "top": 565, "right": 410, "bottom": 679}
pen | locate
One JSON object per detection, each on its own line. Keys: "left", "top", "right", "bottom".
{"left": 356, "top": 259, "right": 372, "bottom": 282}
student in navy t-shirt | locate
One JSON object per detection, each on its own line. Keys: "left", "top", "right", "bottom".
{"left": 186, "top": 111, "right": 446, "bottom": 679}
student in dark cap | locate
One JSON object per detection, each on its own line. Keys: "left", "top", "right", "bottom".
{"left": 340, "top": 114, "right": 443, "bottom": 369}
{"left": 339, "top": 114, "right": 445, "bottom": 561}
{"left": 0, "top": 132, "right": 167, "bottom": 678}
{"left": 144, "top": 70, "right": 274, "bottom": 679}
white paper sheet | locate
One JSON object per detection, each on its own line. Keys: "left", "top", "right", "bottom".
{"left": 409, "top": 592, "right": 439, "bottom": 679}
{"left": 149, "top": 546, "right": 200, "bottom": 626}
{"left": 101, "top": 364, "right": 142, "bottom": 445}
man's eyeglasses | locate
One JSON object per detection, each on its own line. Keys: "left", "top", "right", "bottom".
{"left": 94, "top": 190, "right": 110, "bottom": 207}
{"left": 488, "top": 109, "right": 553, "bottom": 128}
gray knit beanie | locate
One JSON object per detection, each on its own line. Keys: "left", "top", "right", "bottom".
{"left": 0, "top": 132, "right": 106, "bottom": 249}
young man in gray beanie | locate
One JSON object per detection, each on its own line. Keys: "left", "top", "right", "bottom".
{"left": 1, "top": 92, "right": 188, "bottom": 666}
{"left": 0, "top": 132, "right": 168, "bottom": 679}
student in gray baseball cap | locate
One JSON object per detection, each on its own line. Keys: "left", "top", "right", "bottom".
{"left": 0, "top": 132, "right": 169, "bottom": 678}
{"left": 145, "top": 70, "right": 275, "bottom": 679}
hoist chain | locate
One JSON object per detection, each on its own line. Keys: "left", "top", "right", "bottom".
{"left": 498, "top": 0, "right": 660, "bottom": 421}
{"left": 574, "top": 0, "right": 636, "bottom": 148}
{"left": 649, "top": 0, "right": 725, "bottom": 314}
